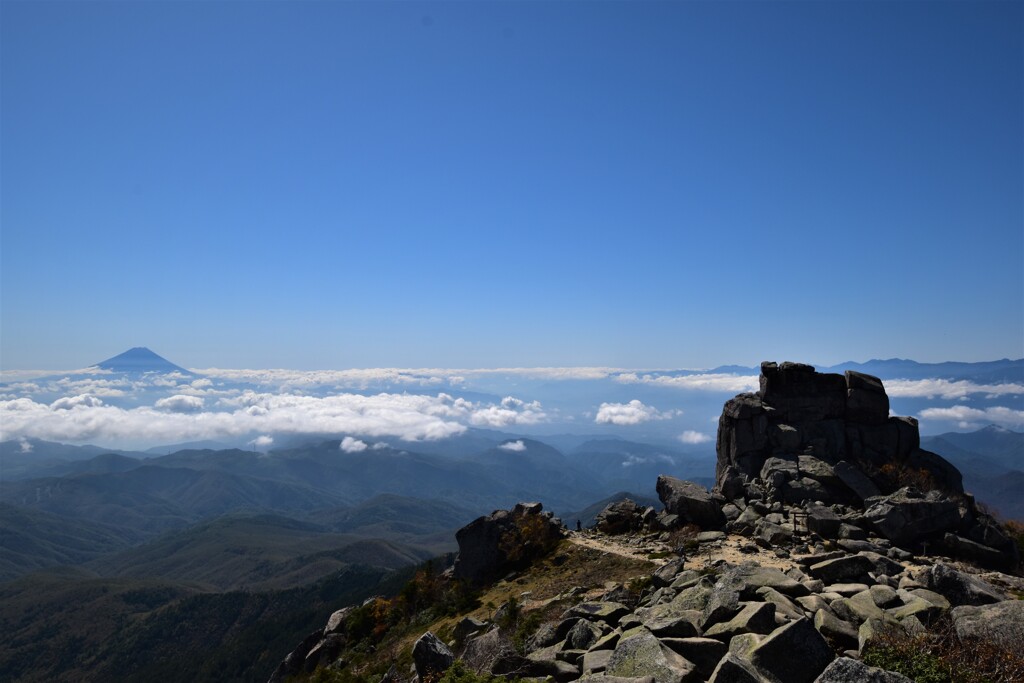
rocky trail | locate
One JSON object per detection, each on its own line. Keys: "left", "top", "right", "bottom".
{"left": 567, "top": 530, "right": 671, "bottom": 565}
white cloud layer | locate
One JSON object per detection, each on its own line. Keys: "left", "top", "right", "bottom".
{"left": 678, "top": 430, "right": 712, "bottom": 445}
{"left": 190, "top": 366, "right": 623, "bottom": 389}
{"left": 499, "top": 440, "right": 526, "bottom": 452}
{"left": 0, "top": 390, "right": 553, "bottom": 449}
{"left": 249, "top": 435, "right": 274, "bottom": 448}
{"left": 917, "top": 405, "right": 1024, "bottom": 430}
{"left": 467, "top": 396, "right": 547, "bottom": 428}
{"left": 614, "top": 372, "right": 759, "bottom": 392}
{"left": 594, "top": 400, "right": 680, "bottom": 425}
{"left": 886, "top": 378, "right": 1024, "bottom": 399}
{"left": 1, "top": 392, "right": 469, "bottom": 447}
{"left": 340, "top": 436, "right": 368, "bottom": 453}
{"left": 155, "top": 395, "right": 205, "bottom": 413}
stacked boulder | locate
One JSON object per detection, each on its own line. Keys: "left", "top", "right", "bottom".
{"left": 712, "top": 362, "right": 1017, "bottom": 571}
{"left": 452, "top": 502, "right": 566, "bottom": 585}
{"left": 595, "top": 499, "right": 652, "bottom": 535}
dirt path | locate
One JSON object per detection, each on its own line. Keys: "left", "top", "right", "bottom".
{"left": 567, "top": 531, "right": 671, "bottom": 565}
{"left": 567, "top": 530, "right": 799, "bottom": 573}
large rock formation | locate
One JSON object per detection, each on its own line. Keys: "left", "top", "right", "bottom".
{"left": 714, "top": 362, "right": 1017, "bottom": 570}
{"left": 717, "top": 362, "right": 953, "bottom": 495}
{"left": 452, "top": 502, "right": 565, "bottom": 585}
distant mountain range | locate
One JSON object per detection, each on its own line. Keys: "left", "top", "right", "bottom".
{"left": 921, "top": 424, "right": 1024, "bottom": 520}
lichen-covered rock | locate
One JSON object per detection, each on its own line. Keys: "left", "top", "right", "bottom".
{"left": 749, "top": 617, "right": 835, "bottom": 683}
{"left": 606, "top": 628, "right": 699, "bottom": 682}
{"left": 951, "top": 600, "right": 1024, "bottom": 649}
{"left": 813, "top": 657, "right": 912, "bottom": 682}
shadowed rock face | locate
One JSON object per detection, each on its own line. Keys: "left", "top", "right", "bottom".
{"left": 717, "top": 362, "right": 955, "bottom": 495}
{"left": 451, "top": 502, "right": 565, "bottom": 585}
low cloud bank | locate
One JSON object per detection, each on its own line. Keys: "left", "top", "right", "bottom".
{"left": 614, "top": 372, "right": 759, "bottom": 393}
{"left": 918, "top": 405, "right": 1024, "bottom": 430}
{"left": 0, "top": 391, "right": 549, "bottom": 448}
{"left": 886, "top": 378, "right": 1024, "bottom": 399}
{"left": 678, "top": 430, "right": 712, "bottom": 445}
{"left": 595, "top": 400, "right": 680, "bottom": 425}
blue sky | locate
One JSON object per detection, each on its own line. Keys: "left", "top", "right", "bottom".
{"left": 2, "top": 1, "right": 1021, "bottom": 371}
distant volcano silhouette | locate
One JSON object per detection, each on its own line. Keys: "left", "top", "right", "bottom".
{"left": 94, "top": 347, "right": 193, "bottom": 375}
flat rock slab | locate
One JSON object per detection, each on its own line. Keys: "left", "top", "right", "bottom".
{"left": 606, "top": 629, "right": 699, "bottom": 683}
{"left": 749, "top": 617, "right": 835, "bottom": 683}
{"left": 922, "top": 563, "right": 1006, "bottom": 607}
{"left": 722, "top": 564, "right": 809, "bottom": 599}
{"left": 951, "top": 600, "right": 1024, "bottom": 649}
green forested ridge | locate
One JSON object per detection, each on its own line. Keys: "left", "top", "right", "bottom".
{"left": 0, "top": 563, "right": 414, "bottom": 683}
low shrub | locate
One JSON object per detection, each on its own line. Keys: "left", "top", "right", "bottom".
{"left": 862, "top": 617, "right": 1024, "bottom": 683}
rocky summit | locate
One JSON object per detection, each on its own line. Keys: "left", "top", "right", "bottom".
{"left": 269, "top": 362, "right": 1023, "bottom": 683}
{"left": 714, "top": 361, "right": 1017, "bottom": 571}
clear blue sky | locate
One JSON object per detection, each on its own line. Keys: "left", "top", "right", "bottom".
{"left": 2, "top": 1, "right": 1021, "bottom": 370}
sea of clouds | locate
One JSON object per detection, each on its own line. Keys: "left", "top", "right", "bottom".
{"left": 1, "top": 366, "right": 1021, "bottom": 450}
